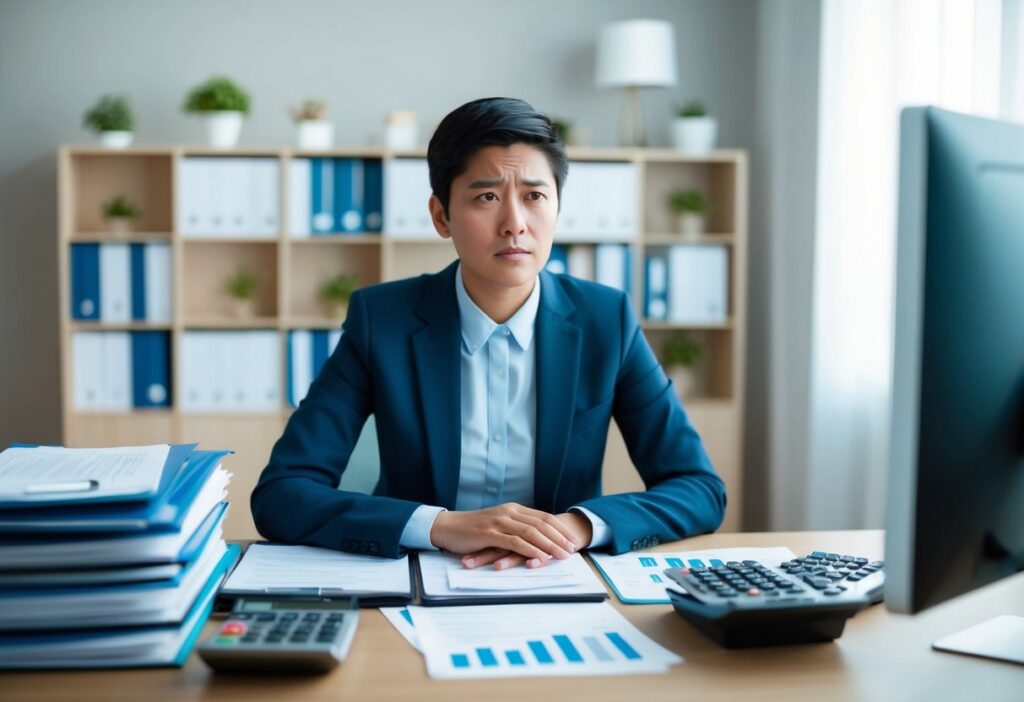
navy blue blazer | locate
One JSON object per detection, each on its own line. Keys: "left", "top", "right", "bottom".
{"left": 251, "top": 261, "right": 726, "bottom": 558}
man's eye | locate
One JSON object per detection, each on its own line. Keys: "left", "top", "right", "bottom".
{"left": 477, "top": 192, "right": 498, "bottom": 202}
{"left": 527, "top": 191, "right": 546, "bottom": 201}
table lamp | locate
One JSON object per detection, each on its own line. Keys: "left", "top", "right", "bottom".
{"left": 595, "top": 19, "right": 678, "bottom": 147}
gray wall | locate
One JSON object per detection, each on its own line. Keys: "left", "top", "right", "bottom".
{"left": 0, "top": 0, "right": 784, "bottom": 523}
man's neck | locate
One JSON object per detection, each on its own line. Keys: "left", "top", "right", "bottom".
{"left": 462, "top": 273, "right": 537, "bottom": 324}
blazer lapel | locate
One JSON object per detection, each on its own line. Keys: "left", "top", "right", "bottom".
{"left": 411, "top": 262, "right": 462, "bottom": 509}
{"left": 533, "top": 271, "right": 581, "bottom": 512}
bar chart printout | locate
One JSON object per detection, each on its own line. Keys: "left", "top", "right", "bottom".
{"left": 407, "top": 602, "right": 682, "bottom": 679}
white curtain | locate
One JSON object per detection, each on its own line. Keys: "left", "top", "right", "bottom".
{"left": 804, "top": 0, "right": 1020, "bottom": 529}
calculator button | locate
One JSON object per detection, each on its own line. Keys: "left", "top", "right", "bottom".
{"left": 221, "top": 622, "right": 246, "bottom": 635}
{"left": 241, "top": 634, "right": 259, "bottom": 643}
{"left": 233, "top": 613, "right": 253, "bottom": 620}
{"left": 281, "top": 613, "right": 299, "bottom": 621}
{"left": 216, "top": 636, "right": 238, "bottom": 645}
{"left": 823, "top": 588, "right": 843, "bottom": 596}
{"left": 303, "top": 613, "right": 322, "bottom": 622}
{"left": 327, "top": 613, "right": 345, "bottom": 622}
{"left": 256, "top": 613, "right": 277, "bottom": 622}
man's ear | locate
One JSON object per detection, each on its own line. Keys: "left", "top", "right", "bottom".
{"left": 428, "top": 195, "right": 451, "bottom": 238}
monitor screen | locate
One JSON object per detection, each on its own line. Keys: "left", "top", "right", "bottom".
{"left": 885, "top": 106, "right": 1024, "bottom": 615}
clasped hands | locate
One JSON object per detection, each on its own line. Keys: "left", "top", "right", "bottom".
{"left": 429, "top": 503, "right": 593, "bottom": 571}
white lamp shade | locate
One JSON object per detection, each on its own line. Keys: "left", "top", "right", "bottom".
{"left": 596, "top": 19, "right": 678, "bottom": 88}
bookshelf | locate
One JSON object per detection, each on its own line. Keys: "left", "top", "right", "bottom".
{"left": 58, "top": 145, "right": 747, "bottom": 538}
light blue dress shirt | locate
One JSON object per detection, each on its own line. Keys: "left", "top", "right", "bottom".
{"left": 398, "top": 263, "right": 611, "bottom": 551}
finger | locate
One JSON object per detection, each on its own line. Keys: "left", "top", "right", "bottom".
{"left": 462, "top": 548, "right": 509, "bottom": 569}
{"left": 509, "top": 506, "right": 585, "bottom": 549}
{"left": 493, "top": 553, "right": 530, "bottom": 570}
{"left": 497, "top": 534, "right": 553, "bottom": 562}
{"left": 501, "top": 517, "right": 572, "bottom": 560}
{"left": 517, "top": 515, "right": 578, "bottom": 558}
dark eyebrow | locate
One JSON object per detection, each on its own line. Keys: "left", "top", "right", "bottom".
{"left": 466, "top": 178, "right": 550, "bottom": 189}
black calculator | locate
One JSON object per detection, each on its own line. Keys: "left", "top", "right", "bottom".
{"left": 665, "top": 551, "right": 885, "bottom": 648}
{"left": 198, "top": 597, "right": 359, "bottom": 673}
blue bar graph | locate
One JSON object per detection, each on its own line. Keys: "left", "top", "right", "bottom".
{"left": 710, "top": 558, "right": 726, "bottom": 567}
{"left": 505, "top": 650, "right": 525, "bottom": 666}
{"left": 639, "top": 556, "right": 658, "bottom": 567}
{"left": 554, "top": 634, "right": 584, "bottom": 663}
{"left": 451, "top": 653, "right": 470, "bottom": 668}
{"left": 476, "top": 647, "right": 498, "bottom": 667}
{"left": 399, "top": 609, "right": 413, "bottom": 625}
{"left": 606, "top": 632, "right": 642, "bottom": 660}
{"left": 650, "top": 573, "right": 663, "bottom": 583}
{"left": 688, "top": 559, "right": 706, "bottom": 568}
{"left": 528, "top": 640, "right": 554, "bottom": 664}
{"left": 666, "top": 557, "right": 685, "bottom": 568}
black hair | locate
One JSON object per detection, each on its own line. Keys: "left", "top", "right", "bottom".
{"left": 426, "top": 97, "right": 569, "bottom": 219}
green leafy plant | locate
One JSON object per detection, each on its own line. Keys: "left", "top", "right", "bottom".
{"left": 291, "top": 99, "right": 328, "bottom": 123}
{"left": 663, "top": 334, "right": 704, "bottom": 368}
{"left": 668, "top": 190, "right": 708, "bottom": 214}
{"left": 102, "top": 195, "right": 140, "bottom": 219}
{"left": 319, "top": 274, "right": 358, "bottom": 303}
{"left": 83, "top": 95, "right": 134, "bottom": 133}
{"left": 224, "top": 268, "right": 259, "bottom": 300}
{"left": 184, "top": 76, "right": 251, "bottom": 114}
{"left": 678, "top": 101, "right": 707, "bottom": 118}
{"left": 549, "top": 117, "right": 572, "bottom": 144}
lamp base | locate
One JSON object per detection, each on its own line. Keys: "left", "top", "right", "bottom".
{"left": 618, "top": 86, "right": 648, "bottom": 147}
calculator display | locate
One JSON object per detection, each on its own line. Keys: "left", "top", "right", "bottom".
{"left": 237, "top": 597, "right": 354, "bottom": 612}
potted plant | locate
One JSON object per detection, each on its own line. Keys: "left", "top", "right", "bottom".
{"left": 671, "top": 100, "right": 718, "bottom": 154}
{"left": 663, "top": 334, "right": 704, "bottom": 399}
{"left": 184, "top": 76, "right": 251, "bottom": 148}
{"left": 550, "top": 117, "right": 572, "bottom": 145}
{"left": 83, "top": 95, "right": 135, "bottom": 149}
{"left": 319, "top": 273, "right": 358, "bottom": 319}
{"left": 668, "top": 189, "right": 708, "bottom": 238}
{"left": 101, "top": 195, "right": 141, "bottom": 237}
{"left": 224, "top": 268, "right": 259, "bottom": 318}
{"left": 291, "top": 99, "right": 334, "bottom": 150}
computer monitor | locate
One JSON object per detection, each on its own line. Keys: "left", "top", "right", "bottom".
{"left": 885, "top": 106, "right": 1024, "bottom": 662}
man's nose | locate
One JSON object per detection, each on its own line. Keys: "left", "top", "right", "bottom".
{"left": 500, "top": 198, "right": 527, "bottom": 237}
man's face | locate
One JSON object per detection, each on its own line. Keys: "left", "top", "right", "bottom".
{"left": 429, "top": 143, "right": 558, "bottom": 299}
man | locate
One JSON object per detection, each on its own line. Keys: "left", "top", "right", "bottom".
{"left": 252, "top": 97, "right": 726, "bottom": 570}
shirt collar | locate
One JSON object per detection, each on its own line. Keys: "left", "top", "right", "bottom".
{"left": 455, "top": 262, "right": 540, "bottom": 354}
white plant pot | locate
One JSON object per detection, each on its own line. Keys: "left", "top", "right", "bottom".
{"left": 296, "top": 120, "right": 335, "bottom": 150}
{"left": 99, "top": 131, "right": 134, "bottom": 149}
{"left": 676, "top": 212, "right": 706, "bottom": 238}
{"left": 384, "top": 122, "right": 418, "bottom": 150}
{"left": 205, "top": 111, "right": 244, "bottom": 148}
{"left": 671, "top": 117, "right": 718, "bottom": 154}
{"left": 105, "top": 217, "right": 135, "bottom": 238}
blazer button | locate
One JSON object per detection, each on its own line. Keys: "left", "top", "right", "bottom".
{"left": 631, "top": 540, "right": 641, "bottom": 551}
{"left": 651, "top": 537, "right": 661, "bottom": 546}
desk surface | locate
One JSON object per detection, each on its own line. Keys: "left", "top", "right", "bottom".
{"left": 4, "top": 530, "right": 1023, "bottom": 701}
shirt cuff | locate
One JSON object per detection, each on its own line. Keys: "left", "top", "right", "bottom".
{"left": 399, "top": 505, "right": 447, "bottom": 551}
{"left": 569, "top": 506, "right": 612, "bottom": 548}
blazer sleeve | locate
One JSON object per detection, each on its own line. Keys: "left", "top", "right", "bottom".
{"left": 250, "top": 290, "right": 423, "bottom": 558}
{"left": 575, "top": 295, "right": 727, "bottom": 553}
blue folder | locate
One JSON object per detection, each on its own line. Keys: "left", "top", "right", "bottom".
{"left": 0, "top": 449, "right": 228, "bottom": 533}
{"left": 130, "top": 243, "right": 147, "bottom": 321}
{"left": 70, "top": 243, "right": 101, "bottom": 320}
{"left": 364, "top": 158, "right": 383, "bottom": 232}
{"left": 131, "top": 331, "right": 171, "bottom": 409}
{"left": 0, "top": 544, "right": 240, "bottom": 669}
{"left": 0, "top": 443, "right": 196, "bottom": 510}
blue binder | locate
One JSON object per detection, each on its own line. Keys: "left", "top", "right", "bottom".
{"left": 334, "top": 158, "right": 364, "bottom": 233}
{"left": 364, "top": 158, "right": 384, "bottom": 232}
{"left": 0, "top": 443, "right": 195, "bottom": 510}
{"left": 546, "top": 245, "right": 569, "bottom": 274}
{"left": 0, "top": 544, "right": 240, "bottom": 669}
{"left": 131, "top": 331, "right": 171, "bottom": 408}
{"left": 311, "top": 158, "right": 334, "bottom": 233}
{"left": 0, "top": 449, "right": 228, "bottom": 534}
{"left": 70, "top": 243, "right": 101, "bottom": 320}
{"left": 129, "top": 243, "right": 147, "bottom": 321}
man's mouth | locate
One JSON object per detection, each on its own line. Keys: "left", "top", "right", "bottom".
{"left": 496, "top": 247, "right": 530, "bottom": 258}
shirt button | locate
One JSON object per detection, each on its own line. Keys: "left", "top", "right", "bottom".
{"left": 493, "top": 433, "right": 502, "bottom": 442}
{"left": 485, "top": 485, "right": 498, "bottom": 495}
{"left": 503, "top": 328, "right": 510, "bottom": 336}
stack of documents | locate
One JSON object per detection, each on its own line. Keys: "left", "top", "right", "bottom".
{"left": 0, "top": 443, "right": 240, "bottom": 669}
{"left": 383, "top": 603, "right": 682, "bottom": 679}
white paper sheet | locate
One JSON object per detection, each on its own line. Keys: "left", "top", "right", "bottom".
{"left": 590, "top": 547, "right": 796, "bottom": 603}
{"left": 418, "top": 551, "right": 607, "bottom": 599}
{"left": 407, "top": 602, "right": 682, "bottom": 679}
{"left": 222, "top": 543, "right": 411, "bottom": 597}
{"left": 379, "top": 607, "right": 421, "bottom": 652}
{"left": 0, "top": 445, "right": 170, "bottom": 501}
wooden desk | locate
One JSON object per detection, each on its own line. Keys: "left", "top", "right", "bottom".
{"left": 4, "top": 531, "right": 1022, "bottom": 701}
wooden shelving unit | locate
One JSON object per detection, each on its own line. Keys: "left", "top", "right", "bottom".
{"left": 58, "top": 145, "right": 748, "bottom": 538}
